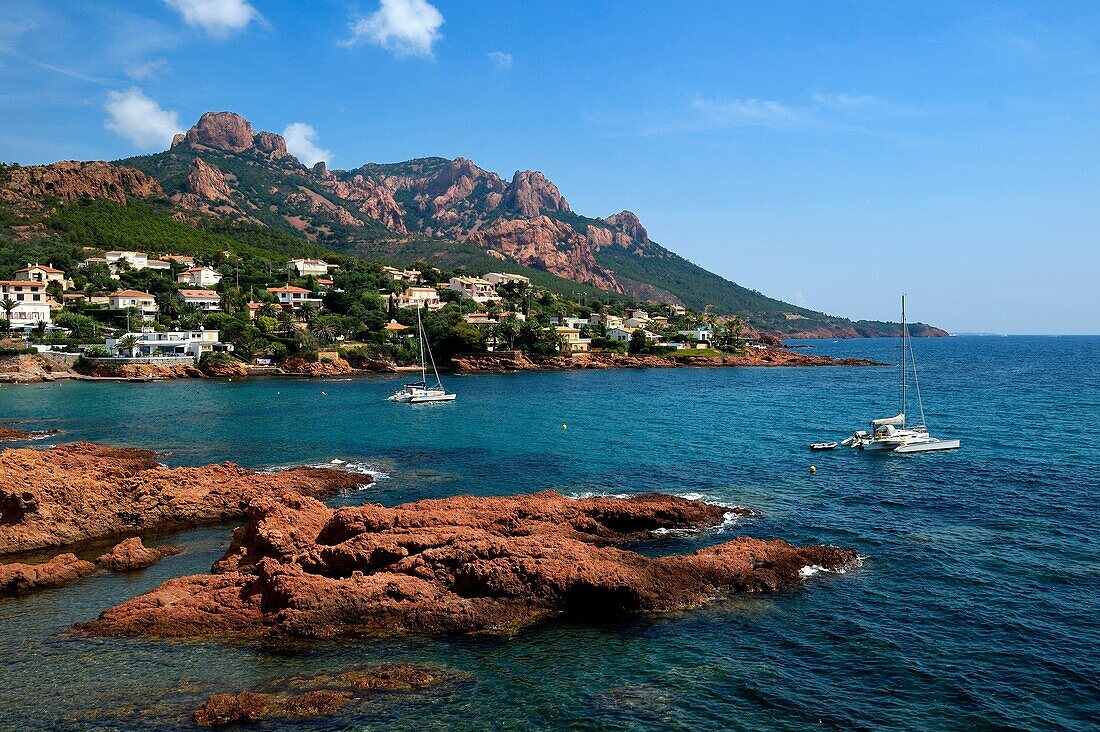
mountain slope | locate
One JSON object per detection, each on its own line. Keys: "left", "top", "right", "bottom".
{"left": 95, "top": 111, "right": 938, "bottom": 336}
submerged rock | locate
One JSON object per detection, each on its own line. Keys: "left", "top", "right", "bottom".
{"left": 96, "top": 537, "right": 182, "bottom": 572}
{"left": 0, "top": 553, "right": 97, "bottom": 596}
{"left": 192, "top": 664, "right": 450, "bottom": 726}
{"left": 77, "top": 491, "right": 853, "bottom": 639}
{"left": 0, "top": 442, "right": 369, "bottom": 556}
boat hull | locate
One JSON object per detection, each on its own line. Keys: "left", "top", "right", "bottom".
{"left": 894, "top": 439, "right": 960, "bottom": 453}
{"left": 409, "top": 393, "right": 457, "bottom": 403}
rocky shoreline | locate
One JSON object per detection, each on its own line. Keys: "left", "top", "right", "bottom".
{"left": 451, "top": 348, "right": 884, "bottom": 374}
{"left": 0, "top": 346, "right": 881, "bottom": 385}
{"left": 0, "top": 442, "right": 369, "bottom": 555}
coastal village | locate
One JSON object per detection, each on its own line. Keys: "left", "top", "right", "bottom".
{"left": 0, "top": 245, "right": 777, "bottom": 379}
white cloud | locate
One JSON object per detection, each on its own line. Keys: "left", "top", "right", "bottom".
{"left": 689, "top": 97, "right": 806, "bottom": 129}
{"left": 163, "top": 0, "right": 260, "bottom": 38}
{"left": 282, "top": 123, "right": 332, "bottom": 167}
{"left": 811, "top": 92, "right": 876, "bottom": 110}
{"left": 125, "top": 59, "right": 171, "bottom": 80}
{"left": 342, "top": 0, "right": 443, "bottom": 58}
{"left": 488, "top": 51, "right": 512, "bottom": 71}
{"left": 104, "top": 88, "right": 182, "bottom": 150}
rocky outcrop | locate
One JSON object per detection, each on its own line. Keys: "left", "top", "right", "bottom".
{"left": 0, "top": 161, "right": 161, "bottom": 206}
{"left": 200, "top": 359, "right": 249, "bottom": 378}
{"left": 280, "top": 357, "right": 356, "bottom": 376}
{"left": 181, "top": 112, "right": 256, "bottom": 153}
{"left": 181, "top": 158, "right": 232, "bottom": 202}
{"left": 96, "top": 537, "right": 182, "bottom": 572}
{"left": 0, "top": 442, "right": 368, "bottom": 555}
{"left": 285, "top": 188, "right": 364, "bottom": 227}
{"left": 323, "top": 175, "right": 406, "bottom": 232}
{"left": 450, "top": 349, "right": 883, "bottom": 373}
{"left": 502, "top": 170, "right": 570, "bottom": 217}
{"left": 0, "top": 354, "right": 79, "bottom": 383}
{"left": 0, "top": 425, "right": 59, "bottom": 441}
{"left": 192, "top": 665, "right": 449, "bottom": 727}
{"left": 76, "top": 490, "right": 856, "bottom": 640}
{"left": 602, "top": 210, "right": 651, "bottom": 249}
{"left": 464, "top": 216, "right": 622, "bottom": 292}
{"left": 78, "top": 361, "right": 205, "bottom": 379}
{"left": 0, "top": 553, "right": 97, "bottom": 596}
{"left": 254, "top": 131, "right": 289, "bottom": 159}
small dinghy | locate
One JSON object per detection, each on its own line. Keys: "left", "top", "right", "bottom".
{"left": 810, "top": 441, "right": 838, "bottom": 451}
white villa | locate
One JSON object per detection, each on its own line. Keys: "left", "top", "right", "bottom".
{"left": 288, "top": 258, "right": 337, "bottom": 277}
{"left": 105, "top": 330, "right": 232, "bottom": 359}
{"left": 179, "top": 289, "right": 222, "bottom": 312}
{"left": 14, "top": 263, "right": 70, "bottom": 289}
{"left": 382, "top": 266, "right": 421, "bottom": 282}
{"left": 550, "top": 316, "right": 590, "bottom": 329}
{"left": 103, "top": 251, "right": 171, "bottom": 272}
{"left": 177, "top": 266, "right": 222, "bottom": 287}
{"left": 667, "top": 304, "right": 687, "bottom": 317}
{"left": 624, "top": 317, "right": 652, "bottom": 329}
{"left": 608, "top": 326, "right": 658, "bottom": 343}
{"left": 678, "top": 326, "right": 714, "bottom": 344}
{"left": 108, "top": 289, "right": 158, "bottom": 320}
{"left": 448, "top": 277, "right": 501, "bottom": 304}
{"left": 0, "top": 280, "right": 52, "bottom": 327}
{"left": 555, "top": 326, "right": 591, "bottom": 354}
{"left": 268, "top": 285, "right": 322, "bottom": 309}
{"left": 628, "top": 309, "right": 651, "bottom": 321}
{"left": 482, "top": 272, "right": 530, "bottom": 287}
{"left": 163, "top": 254, "right": 196, "bottom": 268}
{"left": 394, "top": 286, "right": 442, "bottom": 310}
{"left": 589, "top": 313, "right": 624, "bottom": 330}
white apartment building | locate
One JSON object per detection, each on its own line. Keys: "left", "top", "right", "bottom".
{"left": 268, "top": 286, "right": 322, "bottom": 309}
{"left": 14, "top": 263, "right": 69, "bottom": 289}
{"left": 482, "top": 272, "right": 531, "bottom": 287}
{"left": 104, "top": 251, "right": 171, "bottom": 272}
{"left": 107, "top": 289, "right": 158, "bottom": 320}
{"left": 394, "top": 286, "right": 442, "bottom": 310}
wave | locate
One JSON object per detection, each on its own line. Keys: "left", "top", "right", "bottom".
{"left": 261, "top": 458, "right": 391, "bottom": 485}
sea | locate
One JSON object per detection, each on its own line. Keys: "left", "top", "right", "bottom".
{"left": 0, "top": 335, "right": 1096, "bottom": 731}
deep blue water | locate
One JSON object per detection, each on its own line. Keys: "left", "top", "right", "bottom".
{"left": 0, "top": 335, "right": 1097, "bottom": 730}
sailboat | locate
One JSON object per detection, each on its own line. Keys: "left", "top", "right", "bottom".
{"left": 842, "top": 295, "right": 959, "bottom": 453}
{"left": 387, "top": 306, "right": 456, "bottom": 404}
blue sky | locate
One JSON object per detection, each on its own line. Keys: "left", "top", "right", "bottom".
{"left": 2, "top": 1, "right": 1098, "bottom": 334}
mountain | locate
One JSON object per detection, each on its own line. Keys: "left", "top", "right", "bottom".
{"left": 7, "top": 111, "right": 945, "bottom": 337}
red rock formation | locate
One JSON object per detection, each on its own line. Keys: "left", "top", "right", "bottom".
{"left": 280, "top": 357, "right": 356, "bottom": 376}
{"left": 254, "top": 131, "right": 289, "bottom": 159}
{"left": 77, "top": 491, "right": 855, "bottom": 639}
{"left": 192, "top": 665, "right": 448, "bottom": 726}
{"left": 200, "top": 359, "right": 250, "bottom": 378}
{"left": 78, "top": 361, "right": 206, "bottom": 379}
{"left": 181, "top": 158, "right": 232, "bottom": 202}
{"left": 602, "top": 210, "right": 651, "bottom": 249}
{"left": 0, "top": 425, "right": 59, "bottom": 441}
{"left": 450, "top": 349, "right": 883, "bottom": 374}
{"left": 0, "top": 161, "right": 162, "bottom": 206}
{"left": 0, "top": 442, "right": 368, "bottom": 555}
{"left": 284, "top": 188, "right": 364, "bottom": 227}
{"left": 96, "top": 537, "right": 182, "bottom": 572}
{"left": 0, "top": 553, "right": 97, "bottom": 596}
{"left": 324, "top": 175, "right": 407, "bottom": 233}
{"left": 464, "top": 216, "right": 622, "bottom": 292}
{"left": 182, "top": 112, "right": 256, "bottom": 153}
{"left": 502, "top": 170, "right": 570, "bottom": 217}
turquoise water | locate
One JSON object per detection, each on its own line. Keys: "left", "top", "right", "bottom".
{"left": 0, "top": 336, "right": 1097, "bottom": 730}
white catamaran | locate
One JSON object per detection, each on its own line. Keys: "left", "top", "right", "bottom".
{"left": 387, "top": 306, "right": 456, "bottom": 404}
{"left": 842, "top": 296, "right": 959, "bottom": 454}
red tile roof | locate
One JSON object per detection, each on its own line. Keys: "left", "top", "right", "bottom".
{"left": 268, "top": 286, "right": 311, "bottom": 294}
{"left": 16, "top": 263, "right": 64, "bottom": 273}
{"left": 179, "top": 289, "right": 219, "bottom": 298}
{"left": 109, "top": 289, "right": 155, "bottom": 299}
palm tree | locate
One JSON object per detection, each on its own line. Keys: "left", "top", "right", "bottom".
{"left": 156, "top": 292, "right": 180, "bottom": 321}
{"left": 309, "top": 318, "right": 336, "bottom": 344}
{"left": 298, "top": 302, "right": 318, "bottom": 324}
{"left": 116, "top": 334, "right": 140, "bottom": 358}
{"left": 0, "top": 297, "right": 16, "bottom": 335}
{"left": 258, "top": 302, "right": 278, "bottom": 319}
{"left": 277, "top": 309, "right": 297, "bottom": 336}
{"left": 496, "top": 315, "right": 521, "bottom": 351}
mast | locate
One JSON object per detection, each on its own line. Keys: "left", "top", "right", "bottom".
{"left": 901, "top": 294, "right": 906, "bottom": 425}
{"left": 417, "top": 305, "right": 427, "bottom": 384}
